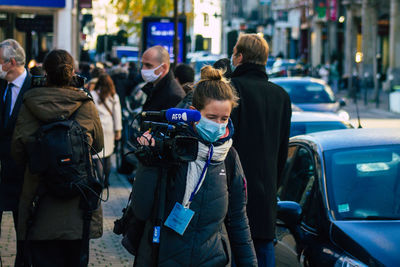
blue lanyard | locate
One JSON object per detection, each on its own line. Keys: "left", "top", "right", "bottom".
{"left": 187, "top": 144, "right": 214, "bottom": 205}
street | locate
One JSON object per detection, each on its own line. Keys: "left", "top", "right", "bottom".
{"left": 337, "top": 90, "right": 400, "bottom": 128}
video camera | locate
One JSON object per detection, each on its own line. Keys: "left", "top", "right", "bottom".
{"left": 31, "top": 74, "right": 87, "bottom": 88}
{"left": 131, "top": 108, "right": 201, "bottom": 165}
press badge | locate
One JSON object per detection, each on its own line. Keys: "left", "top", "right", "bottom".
{"left": 164, "top": 202, "right": 195, "bottom": 235}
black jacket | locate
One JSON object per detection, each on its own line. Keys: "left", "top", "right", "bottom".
{"left": 110, "top": 67, "right": 128, "bottom": 108}
{"left": 230, "top": 63, "right": 292, "bottom": 240}
{"left": 132, "top": 127, "right": 257, "bottom": 267}
{"left": 0, "top": 71, "right": 32, "bottom": 211}
{"left": 142, "top": 70, "right": 185, "bottom": 111}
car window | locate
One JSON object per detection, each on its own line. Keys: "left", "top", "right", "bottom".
{"left": 325, "top": 145, "right": 400, "bottom": 220}
{"left": 279, "top": 146, "right": 315, "bottom": 204}
{"left": 276, "top": 82, "right": 335, "bottom": 104}
{"left": 290, "top": 121, "right": 350, "bottom": 137}
{"left": 302, "top": 182, "right": 321, "bottom": 229}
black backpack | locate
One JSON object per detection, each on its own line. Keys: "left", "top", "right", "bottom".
{"left": 25, "top": 105, "right": 103, "bottom": 267}
{"left": 27, "top": 108, "right": 102, "bottom": 200}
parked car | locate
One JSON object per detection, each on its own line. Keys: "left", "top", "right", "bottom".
{"left": 189, "top": 53, "right": 225, "bottom": 81}
{"left": 271, "top": 77, "right": 349, "bottom": 120}
{"left": 275, "top": 128, "right": 400, "bottom": 267}
{"left": 266, "top": 56, "right": 276, "bottom": 74}
{"left": 268, "top": 59, "right": 304, "bottom": 77}
{"left": 290, "top": 111, "right": 353, "bottom": 137}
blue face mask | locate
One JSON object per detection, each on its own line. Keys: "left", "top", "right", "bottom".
{"left": 195, "top": 117, "right": 228, "bottom": 143}
{"left": 230, "top": 55, "right": 236, "bottom": 72}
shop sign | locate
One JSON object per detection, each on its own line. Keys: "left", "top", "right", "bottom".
{"left": 142, "top": 17, "right": 187, "bottom": 63}
{"left": 314, "top": 0, "right": 327, "bottom": 20}
{"left": 328, "top": 0, "right": 337, "bottom": 21}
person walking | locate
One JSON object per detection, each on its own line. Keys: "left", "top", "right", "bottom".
{"left": 0, "top": 39, "right": 32, "bottom": 267}
{"left": 109, "top": 57, "right": 129, "bottom": 109}
{"left": 230, "top": 33, "right": 292, "bottom": 267}
{"left": 174, "top": 63, "right": 195, "bottom": 86}
{"left": 92, "top": 73, "right": 122, "bottom": 188}
{"left": 330, "top": 59, "right": 340, "bottom": 94}
{"left": 11, "top": 49, "right": 104, "bottom": 267}
{"left": 140, "top": 45, "right": 185, "bottom": 111}
{"left": 130, "top": 66, "right": 257, "bottom": 267}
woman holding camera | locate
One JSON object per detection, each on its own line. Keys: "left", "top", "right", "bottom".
{"left": 130, "top": 66, "right": 257, "bottom": 266}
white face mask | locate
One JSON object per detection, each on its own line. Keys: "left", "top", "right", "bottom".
{"left": 141, "top": 64, "right": 163, "bottom": 83}
{"left": 0, "top": 64, "right": 8, "bottom": 80}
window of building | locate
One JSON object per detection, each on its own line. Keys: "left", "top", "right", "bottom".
{"left": 203, "top": 13, "right": 209, "bottom": 27}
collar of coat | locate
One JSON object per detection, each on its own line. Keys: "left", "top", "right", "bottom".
{"left": 23, "top": 86, "right": 92, "bottom": 123}
{"left": 231, "top": 63, "right": 268, "bottom": 80}
{"left": 142, "top": 70, "right": 175, "bottom": 97}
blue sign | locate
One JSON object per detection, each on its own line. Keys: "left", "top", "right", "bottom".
{"left": 143, "top": 17, "right": 186, "bottom": 63}
{"left": 0, "top": 0, "right": 65, "bottom": 8}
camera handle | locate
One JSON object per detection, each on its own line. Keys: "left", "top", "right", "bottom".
{"left": 151, "top": 164, "right": 169, "bottom": 264}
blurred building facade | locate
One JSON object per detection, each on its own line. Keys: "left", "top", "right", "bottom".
{"left": 0, "top": 0, "right": 88, "bottom": 63}
{"left": 266, "top": 0, "right": 400, "bottom": 90}
{"left": 191, "top": 0, "right": 222, "bottom": 54}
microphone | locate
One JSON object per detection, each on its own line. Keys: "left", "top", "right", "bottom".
{"left": 141, "top": 108, "right": 201, "bottom": 123}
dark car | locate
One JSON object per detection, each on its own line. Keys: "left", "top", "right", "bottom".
{"left": 290, "top": 111, "right": 353, "bottom": 137}
{"left": 270, "top": 77, "right": 349, "bottom": 119}
{"left": 275, "top": 128, "right": 400, "bottom": 267}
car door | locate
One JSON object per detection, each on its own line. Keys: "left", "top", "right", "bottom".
{"left": 275, "top": 143, "right": 319, "bottom": 267}
{"left": 276, "top": 143, "right": 342, "bottom": 267}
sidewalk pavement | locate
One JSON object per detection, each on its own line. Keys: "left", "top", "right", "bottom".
{"left": 336, "top": 89, "right": 400, "bottom": 127}
{"left": 0, "top": 170, "right": 135, "bottom": 267}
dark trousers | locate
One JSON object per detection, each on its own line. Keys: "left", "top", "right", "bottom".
{"left": 94, "top": 156, "right": 111, "bottom": 187}
{"left": 30, "top": 240, "right": 87, "bottom": 267}
{"left": 253, "top": 239, "right": 275, "bottom": 267}
{"left": 0, "top": 210, "right": 28, "bottom": 267}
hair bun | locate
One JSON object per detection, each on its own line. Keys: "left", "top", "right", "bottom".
{"left": 200, "top": 65, "right": 223, "bottom": 81}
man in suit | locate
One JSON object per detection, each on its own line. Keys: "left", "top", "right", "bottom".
{"left": 230, "top": 34, "right": 292, "bottom": 267}
{"left": 0, "top": 39, "right": 32, "bottom": 267}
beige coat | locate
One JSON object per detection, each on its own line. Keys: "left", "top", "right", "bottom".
{"left": 91, "top": 90, "right": 122, "bottom": 158}
{"left": 11, "top": 86, "right": 104, "bottom": 240}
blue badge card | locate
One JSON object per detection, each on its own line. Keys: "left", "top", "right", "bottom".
{"left": 164, "top": 202, "right": 195, "bottom": 235}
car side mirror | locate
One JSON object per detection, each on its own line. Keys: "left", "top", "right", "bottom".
{"left": 339, "top": 99, "right": 346, "bottom": 107}
{"left": 277, "top": 201, "right": 302, "bottom": 227}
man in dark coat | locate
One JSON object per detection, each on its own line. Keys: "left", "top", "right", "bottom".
{"left": 0, "top": 39, "right": 32, "bottom": 267}
{"left": 109, "top": 57, "right": 129, "bottom": 108}
{"left": 230, "top": 33, "right": 292, "bottom": 267}
{"left": 140, "top": 45, "right": 185, "bottom": 111}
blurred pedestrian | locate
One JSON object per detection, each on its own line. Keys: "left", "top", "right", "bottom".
{"left": 213, "top": 58, "right": 233, "bottom": 79}
{"left": 174, "top": 63, "right": 195, "bottom": 86}
{"left": 330, "top": 59, "right": 340, "bottom": 94}
{"left": 86, "top": 67, "right": 105, "bottom": 92}
{"left": 230, "top": 33, "right": 292, "bottom": 267}
{"left": 0, "top": 38, "right": 32, "bottom": 267}
{"left": 11, "top": 49, "right": 104, "bottom": 267}
{"left": 92, "top": 73, "right": 122, "bottom": 188}
{"left": 140, "top": 45, "right": 185, "bottom": 111}
{"left": 174, "top": 63, "right": 195, "bottom": 109}
{"left": 126, "top": 61, "right": 142, "bottom": 96}
{"left": 318, "top": 63, "right": 330, "bottom": 84}
{"left": 131, "top": 65, "right": 257, "bottom": 267}
{"left": 79, "top": 61, "right": 91, "bottom": 81}
{"left": 109, "top": 57, "right": 129, "bottom": 108}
